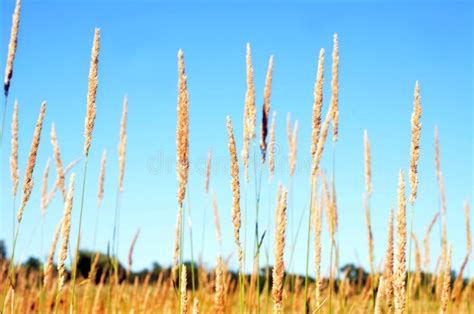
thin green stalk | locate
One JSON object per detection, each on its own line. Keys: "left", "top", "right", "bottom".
{"left": 186, "top": 192, "right": 196, "bottom": 298}
{"left": 93, "top": 204, "right": 100, "bottom": 250}
{"left": 12, "top": 198, "right": 15, "bottom": 254}
{"left": 328, "top": 238, "right": 334, "bottom": 314}
{"left": 252, "top": 145, "right": 264, "bottom": 313}
{"left": 71, "top": 156, "right": 89, "bottom": 312}
{"left": 178, "top": 203, "right": 185, "bottom": 313}
{"left": 111, "top": 185, "right": 122, "bottom": 284}
{"left": 304, "top": 175, "right": 315, "bottom": 313}
{"left": 406, "top": 203, "right": 415, "bottom": 311}
{"left": 0, "top": 96, "right": 9, "bottom": 144}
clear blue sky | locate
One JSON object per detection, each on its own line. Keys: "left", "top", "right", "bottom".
{"left": 1, "top": 0, "right": 472, "bottom": 276}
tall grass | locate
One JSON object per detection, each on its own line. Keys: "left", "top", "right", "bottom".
{"left": 0, "top": 11, "right": 472, "bottom": 313}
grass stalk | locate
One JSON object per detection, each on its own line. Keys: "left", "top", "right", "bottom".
{"left": 406, "top": 203, "right": 415, "bottom": 310}
{"left": 70, "top": 156, "right": 89, "bottom": 311}
{"left": 304, "top": 175, "right": 315, "bottom": 312}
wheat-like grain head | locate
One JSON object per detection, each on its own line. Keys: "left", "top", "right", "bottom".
{"left": 226, "top": 116, "right": 243, "bottom": 269}
{"left": 439, "top": 244, "right": 451, "bottom": 314}
{"left": 394, "top": 170, "right": 407, "bottom": 314}
{"left": 246, "top": 43, "right": 256, "bottom": 140}
{"left": 181, "top": 265, "right": 188, "bottom": 314}
{"left": 50, "top": 123, "right": 66, "bottom": 201}
{"left": 40, "top": 158, "right": 51, "bottom": 217}
{"left": 272, "top": 185, "right": 287, "bottom": 314}
{"left": 176, "top": 49, "right": 189, "bottom": 207}
{"left": 43, "top": 220, "right": 61, "bottom": 288}
{"left": 215, "top": 255, "right": 226, "bottom": 314}
{"left": 364, "top": 130, "right": 372, "bottom": 196}
{"left": 330, "top": 33, "right": 339, "bottom": 143}
{"left": 4, "top": 0, "right": 20, "bottom": 96}
{"left": 57, "top": 173, "right": 76, "bottom": 293}
{"left": 409, "top": 81, "right": 422, "bottom": 205}
{"left": 260, "top": 55, "right": 274, "bottom": 163}
{"left": 241, "top": 43, "right": 256, "bottom": 183}
{"left": 289, "top": 120, "right": 298, "bottom": 177}
{"left": 10, "top": 100, "right": 19, "bottom": 197}
{"left": 205, "top": 149, "right": 212, "bottom": 194}
{"left": 268, "top": 111, "right": 276, "bottom": 182}
{"left": 312, "top": 180, "right": 322, "bottom": 308}
{"left": 363, "top": 194, "right": 374, "bottom": 274}
{"left": 311, "top": 48, "right": 325, "bottom": 156}
{"left": 192, "top": 298, "right": 199, "bottom": 314}
{"left": 128, "top": 228, "right": 140, "bottom": 271}
{"left": 18, "top": 101, "right": 46, "bottom": 223}
{"left": 311, "top": 105, "right": 333, "bottom": 178}
{"left": 83, "top": 28, "right": 100, "bottom": 157}
{"left": 383, "top": 208, "right": 394, "bottom": 310}
{"left": 211, "top": 190, "right": 222, "bottom": 248}
{"left": 118, "top": 94, "right": 128, "bottom": 193}
{"left": 97, "top": 149, "right": 107, "bottom": 208}
{"left": 374, "top": 277, "right": 385, "bottom": 314}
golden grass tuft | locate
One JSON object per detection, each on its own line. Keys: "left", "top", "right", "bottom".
{"left": 3, "top": 0, "right": 20, "bottom": 96}
{"left": 57, "top": 173, "right": 76, "bottom": 293}
{"left": 97, "top": 149, "right": 107, "bottom": 208}
{"left": 176, "top": 49, "right": 189, "bottom": 207}
{"left": 260, "top": 55, "right": 274, "bottom": 163}
{"left": 83, "top": 28, "right": 100, "bottom": 157}
{"left": 272, "top": 185, "right": 287, "bottom": 314}
{"left": 226, "top": 116, "right": 243, "bottom": 269}
{"left": 311, "top": 48, "right": 325, "bottom": 156}
{"left": 10, "top": 100, "right": 19, "bottom": 196}
{"left": 394, "top": 170, "right": 407, "bottom": 314}
{"left": 50, "top": 123, "right": 66, "bottom": 200}
{"left": 409, "top": 81, "right": 422, "bottom": 205}
{"left": 17, "top": 101, "right": 46, "bottom": 223}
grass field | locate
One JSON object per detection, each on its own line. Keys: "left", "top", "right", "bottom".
{"left": 0, "top": 0, "right": 472, "bottom": 313}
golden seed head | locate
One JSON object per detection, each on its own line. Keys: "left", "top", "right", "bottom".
{"left": 394, "top": 170, "right": 407, "bottom": 314}
{"left": 51, "top": 123, "right": 66, "bottom": 201}
{"left": 18, "top": 101, "right": 46, "bottom": 223}
{"left": 4, "top": 0, "right": 20, "bottom": 96}
{"left": 268, "top": 112, "right": 277, "bottom": 182}
{"left": 289, "top": 120, "right": 298, "bottom": 177}
{"left": 118, "top": 95, "right": 128, "bottom": 193}
{"left": 260, "top": 55, "right": 274, "bottom": 163}
{"left": 205, "top": 149, "right": 212, "bottom": 194}
{"left": 330, "top": 33, "right": 339, "bottom": 143}
{"left": 84, "top": 28, "right": 100, "bottom": 157}
{"left": 97, "top": 149, "right": 107, "bottom": 208}
{"left": 226, "top": 116, "right": 243, "bottom": 269}
{"left": 58, "top": 173, "right": 76, "bottom": 293}
{"left": 311, "top": 48, "right": 325, "bottom": 156}
{"left": 40, "top": 158, "right": 50, "bottom": 217}
{"left": 10, "top": 100, "right": 19, "bottom": 196}
{"left": 43, "top": 220, "right": 61, "bottom": 288}
{"left": 409, "top": 81, "right": 422, "bottom": 205}
{"left": 364, "top": 130, "right": 372, "bottom": 196}
{"left": 176, "top": 49, "right": 190, "bottom": 207}
{"left": 272, "top": 185, "right": 288, "bottom": 314}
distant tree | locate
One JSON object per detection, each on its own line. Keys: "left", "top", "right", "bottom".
{"left": 0, "top": 240, "right": 6, "bottom": 260}
{"left": 23, "top": 257, "right": 42, "bottom": 273}
{"left": 340, "top": 263, "right": 368, "bottom": 285}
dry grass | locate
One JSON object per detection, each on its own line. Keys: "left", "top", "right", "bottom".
{"left": 0, "top": 9, "right": 471, "bottom": 313}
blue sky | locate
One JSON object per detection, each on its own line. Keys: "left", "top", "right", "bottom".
{"left": 0, "top": 0, "right": 472, "bottom": 276}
